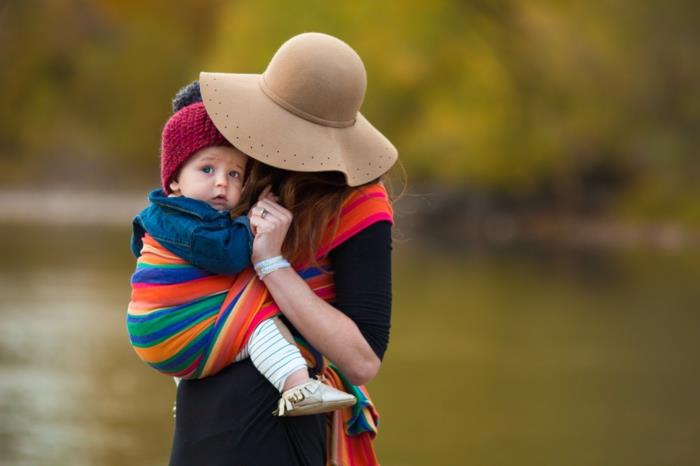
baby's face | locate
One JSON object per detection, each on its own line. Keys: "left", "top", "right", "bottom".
{"left": 169, "top": 146, "right": 248, "bottom": 212}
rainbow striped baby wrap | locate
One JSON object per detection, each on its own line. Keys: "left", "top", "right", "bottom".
{"left": 127, "top": 183, "right": 393, "bottom": 466}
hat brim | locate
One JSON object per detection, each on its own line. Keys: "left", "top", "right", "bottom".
{"left": 200, "top": 72, "right": 397, "bottom": 186}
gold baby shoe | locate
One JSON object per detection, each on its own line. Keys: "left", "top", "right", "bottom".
{"left": 274, "top": 379, "right": 356, "bottom": 416}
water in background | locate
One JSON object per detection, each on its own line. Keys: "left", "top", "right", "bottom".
{"left": 0, "top": 222, "right": 699, "bottom": 466}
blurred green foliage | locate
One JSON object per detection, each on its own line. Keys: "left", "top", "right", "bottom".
{"left": 1, "top": 0, "right": 699, "bottom": 221}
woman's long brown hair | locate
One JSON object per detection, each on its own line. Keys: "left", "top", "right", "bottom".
{"left": 231, "top": 160, "right": 365, "bottom": 266}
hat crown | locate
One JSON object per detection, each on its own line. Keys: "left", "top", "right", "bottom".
{"left": 261, "top": 33, "right": 367, "bottom": 127}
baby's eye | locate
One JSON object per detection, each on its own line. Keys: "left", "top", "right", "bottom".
{"left": 201, "top": 166, "right": 214, "bottom": 174}
{"left": 228, "top": 170, "right": 241, "bottom": 179}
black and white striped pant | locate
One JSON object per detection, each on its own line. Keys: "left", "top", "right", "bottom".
{"left": 235, "top": 318, "right": 307, "bottom": 392}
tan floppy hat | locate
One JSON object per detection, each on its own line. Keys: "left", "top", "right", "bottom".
{"left": 199, "top": 32, "right": 398, "bottom": 186}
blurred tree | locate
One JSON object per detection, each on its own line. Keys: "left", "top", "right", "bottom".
{"left": 0, "top": 0, "right": 223, "bottom": 188}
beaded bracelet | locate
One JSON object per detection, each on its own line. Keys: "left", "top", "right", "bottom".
{"left": 254, "top": 255, "right": 291, "bottom": 279}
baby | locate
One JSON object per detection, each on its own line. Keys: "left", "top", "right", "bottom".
{"left": 127, "top": 82, "right": 355, "bottom": 416}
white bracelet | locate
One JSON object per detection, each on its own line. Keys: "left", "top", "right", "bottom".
{"left": 256, "top": 258, "right": 290, "bottom": 279}
{"left": 254, "top": 256, "right": 291, "bottom": 279}
{"left": 255, "top": 255, "right": 284, "bottom": 269}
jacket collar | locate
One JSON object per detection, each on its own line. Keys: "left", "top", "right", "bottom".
{"left": 148, "top": 188, "right": 228, "bottom": 220}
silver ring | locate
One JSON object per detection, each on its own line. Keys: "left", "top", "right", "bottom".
{"left": 260, "top": 208, "right": 269, "bottom": 219}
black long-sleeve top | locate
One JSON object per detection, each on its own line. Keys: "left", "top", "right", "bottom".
{"left": 169, "top": 221, "right": 392, "bottom": 466}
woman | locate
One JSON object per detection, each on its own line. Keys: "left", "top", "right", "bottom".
{"left": 169, "top": 32, "right": 398, "bottom": 466}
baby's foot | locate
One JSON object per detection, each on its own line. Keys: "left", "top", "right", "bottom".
{"left": 273, "top": 378, "right": 356, "bottom": 416}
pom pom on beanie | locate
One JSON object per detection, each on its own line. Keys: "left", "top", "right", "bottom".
{"left": 161, "top": 83, "right": 231, "bottom": 193}
{"left": 172, "top": 81, "right": 203, "bottom": 112}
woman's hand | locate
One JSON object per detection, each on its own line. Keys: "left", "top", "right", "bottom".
{"left": 249, "top": 186, "right": 293, "bottom": 264}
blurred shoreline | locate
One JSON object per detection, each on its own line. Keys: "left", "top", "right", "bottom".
{"left": 395, "top": 187, "right": 700, "bottom": 252}
{"left": 0, "top": 190, "right": 147, "bottom": 227}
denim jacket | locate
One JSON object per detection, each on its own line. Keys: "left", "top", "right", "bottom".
{"left": 131, "top": 189, "right": 253, "bottom": 275}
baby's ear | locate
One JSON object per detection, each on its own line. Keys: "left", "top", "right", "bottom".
{"left": 169, "top": 179, "right": 181, "bottom": 194}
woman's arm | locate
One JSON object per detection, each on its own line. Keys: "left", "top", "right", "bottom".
{"left": 261, "top": 268, "right": 381, "bottom": 385}
{"left": 328, "top": 222, "right": 392, "bottom": 361}
{"left": 250, "top": 194, "right": 391, "bottom": 385}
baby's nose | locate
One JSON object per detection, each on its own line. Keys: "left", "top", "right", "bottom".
{"left": 215, "top": 173, "right": 228, "bottom": 186}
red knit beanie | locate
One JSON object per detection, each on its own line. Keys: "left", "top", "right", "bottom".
{"left": 160, "top": 101, "right": 231, "bottom": 193}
